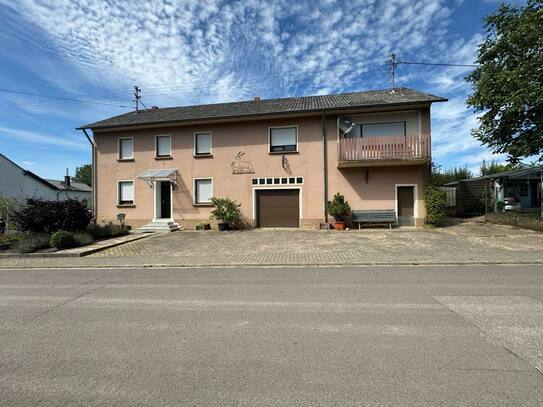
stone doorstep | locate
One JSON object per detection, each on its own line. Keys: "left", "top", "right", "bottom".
{"left": 0, "top": 233, "right": 154, "bottom": 259}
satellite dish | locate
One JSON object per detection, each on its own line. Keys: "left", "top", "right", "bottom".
{"left": 338, "top": 116, "right": 352, "bottom": 132}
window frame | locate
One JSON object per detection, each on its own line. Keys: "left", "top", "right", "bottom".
{"left": 359, "top": 121, "right": 406, "bottom": 139}
{"left": 193, "top": 177, "right": 214, "bottom": 205}
{"left": 117, "top": 180, "right": 135, "bottom": 206}
{"left": 194, "top": 131, "right": 213, "bottom": 156}
{"left": 268, "top": 126, "right": 298, "bottom": 153}
{"left": 118, "top": 137, "right": 134, "bottom": 160}
{"left": 155, "top": 134, "right": 172, "bottom": 158}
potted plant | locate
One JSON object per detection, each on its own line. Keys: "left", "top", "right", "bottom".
{"left": 210, "top": 197, "right": 242, "bottom": 231}
{"left": 327, "top": 193, "right": 351, "bottom": 230}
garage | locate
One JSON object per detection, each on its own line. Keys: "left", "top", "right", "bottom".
{"left": 256, "top": 189, "right": 299, "bottom": 227}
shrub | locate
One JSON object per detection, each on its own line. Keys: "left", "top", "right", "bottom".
{"left": 210, "top": 197, "right": 242, "bottom": 228}
{"left": 74, "top": 232, "right": 94, "bottom": 246}
{"left": 86, "top": 222, "right": 129, "bottom": 239}
{"left": 327, "top": 193, "right": 351, "bottom": 222}
{"left": 496, "top": 201, "right": 506, "bottom": 212}
{"left": 0, "top": 234, "right": 22, "bottom": 251}
{"left": 11, "top": 198, "right": 91, "bottom": 234}
{"left": 424, "top": 186, "right": 447, "bottom": 226}
{"left": 50, "top": 230, "right": 77, "bottom": 249}
{"left": 13, "top": 233, "right": 51, "bottom": 253}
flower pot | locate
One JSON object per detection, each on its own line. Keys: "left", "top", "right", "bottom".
{"left": 334, "top": 221, "right": 345, "bottom": 230}
{"left": 217, "top": 223, "right": 229, "bottom": 231}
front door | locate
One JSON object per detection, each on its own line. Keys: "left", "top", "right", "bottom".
{"left": 159, "top": 181, "right": 171, "bottom": 219}
{"left": 397, "top": 186, "right": 415, "bottom": 226}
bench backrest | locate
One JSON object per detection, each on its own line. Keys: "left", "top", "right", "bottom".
{"left": 352, "top": 209, "right": 397, "bottom": 221}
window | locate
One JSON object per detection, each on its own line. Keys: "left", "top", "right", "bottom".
{"left": 118, "top": 137, "right": 133, "bottom": 160}
{"left": 156, "top": 135, "right": 171, "bottom": 157}
{"left": 194, "top": 178, "right": 213, "bottom": 204}
{"left": 251, "top": 177, "right": 303, "bottom": 186}
{"left": 360, "top": 122, "right": 406, "bottom": 138}
{"left": 118, "top": 181, "right": 134, "bottom": 205}
{"left": 269, "top": 127, "right": 297, "bottom": 152}
{"left": 195, "top": 132, "right": 212, "bottom": 155}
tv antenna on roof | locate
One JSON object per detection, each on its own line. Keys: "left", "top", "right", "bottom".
{"left": 133, "top": 85, "right": 141, "bottom": 112}
{"left": 389, "top": 53, "right": 399, "bottom": 92}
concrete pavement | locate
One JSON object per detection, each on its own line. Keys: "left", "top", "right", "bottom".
{"left": 1, "top": 265, "right": 543, "bottom": 406}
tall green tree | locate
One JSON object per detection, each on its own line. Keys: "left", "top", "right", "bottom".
{"left": 428, "top": 162, "right": 474, "bottom": 186}
{"left": 466, "top": 0, "right": 543, "bottom": 163}
{"left": 479, "top": 159, "right": 514, "bottom": 176}
{"left": 72, "top": 164, "right": 92, "bottom": 187}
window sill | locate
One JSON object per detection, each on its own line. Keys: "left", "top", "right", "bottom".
{"left": 193, "top": 203, "right": 213, "bottom": 207}
{"left": 193, "top": 154, "right": 213, "bottom": 158}
{"left": 117, "top": 204, "right": 136, "bottom": 208}
{"left": 117, "top": 158, "right": 134, "bottom": 162}
{"left": 155, "top": 156, "right": 173, "bottom": 160}
{"left": 268, "top": 151, "right": 299, "bottom": 155}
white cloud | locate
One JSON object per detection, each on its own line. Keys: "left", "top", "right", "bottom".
{"left": 21, "top": 160, "right": 35, "bottom": 166}
{"left": 0, "top": 127, "right": 88, "bottom": 151}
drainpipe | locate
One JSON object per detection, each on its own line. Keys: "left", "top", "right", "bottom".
{"left": 80, "top": 128, "right": 97, "bottom": 222}
{"left": 322, "top": 111, "right": 329, "bottom": 223}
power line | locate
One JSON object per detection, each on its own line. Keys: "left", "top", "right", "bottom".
{"left": 0, "top": 87, "right": 131, "bottom": 108}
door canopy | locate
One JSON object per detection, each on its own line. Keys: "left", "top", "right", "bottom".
{"left": 137, "top": 169, "right": 178, "bottom": 188}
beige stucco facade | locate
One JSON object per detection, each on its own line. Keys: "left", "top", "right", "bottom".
{"left": 93, "top": 106, "right": 431, "bottom": 228}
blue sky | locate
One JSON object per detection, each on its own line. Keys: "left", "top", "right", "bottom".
{"left": 0, "top": 0, "right": 519, "bottom": 179}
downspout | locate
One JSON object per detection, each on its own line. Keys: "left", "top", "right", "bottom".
{"left": 322, "top": 110, "right": 328, "bottom": 223}
{"left": 81, "top": 128, "right": 97, "bottom": 222}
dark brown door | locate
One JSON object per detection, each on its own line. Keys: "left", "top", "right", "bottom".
{"left": 397, "top": 186, "right": 415, "bottom": 226}
{"left": 160, "top": 181, "right": 171, "bottom": 219}
{"left": 257, "top": 189, "right": 299, "bottom": 227}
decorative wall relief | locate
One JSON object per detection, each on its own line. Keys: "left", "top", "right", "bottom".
{"left": 282, "top": 155, "right": 292, "bottom": 175}
{"left": 231, "top": 151, "right": 255, "bottom": 174}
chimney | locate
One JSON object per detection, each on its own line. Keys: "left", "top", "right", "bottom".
{"left": 253, "top": 96, "right": 261, "bottom": 102}
{"left": 64, "top": 168, "right": 70, "bottom": 188}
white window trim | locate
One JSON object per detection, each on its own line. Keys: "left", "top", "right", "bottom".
{"left": 193, "top": 131, "right": 213, "bottom": 156}
{"left": 155, "top": 134, "right": 172, "bottom": 158}
{"left": 118, "top": 137, "right": 134, "bottom": 160}
{"left": 193, "top": 177, "right": 214, "bottom": 205}
{"left": 395, "top": 183, "right": 418, "bottom": 219}
{"left": 117, "top": 180, "right": 135, "bottom": 205}
{"left": 252, "top": 186, "right": 302, "bottom": 227}
{"left": 268, "top": 125, "right": 298, "bottom": 153}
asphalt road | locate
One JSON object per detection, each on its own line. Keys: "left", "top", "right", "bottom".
{"left": 1, "top": 265, "right": 543, "bottom": 406}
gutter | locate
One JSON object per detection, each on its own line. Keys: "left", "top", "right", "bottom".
{"left": 80, "top": 128, "right": 97, "bottom": 221}
{"left": 322, "top": 111, "right": 328, "bottom": 223}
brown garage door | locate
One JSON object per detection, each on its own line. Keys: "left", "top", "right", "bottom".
{"left": 257, "top": 189, "right": 299, "bottom": 227}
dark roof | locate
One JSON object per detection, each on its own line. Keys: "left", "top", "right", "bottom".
{"left": 443, "top": 165, "right": 543, "bottom": 186}
{"left": 80, "top": 87, "right": 447, "bottom": 130}
{"left": 45, "top": 179, "right": 92, "bottom": 192}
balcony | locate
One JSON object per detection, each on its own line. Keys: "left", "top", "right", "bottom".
{"left": 337, "top": 134, "right": 429, "bottom": 168}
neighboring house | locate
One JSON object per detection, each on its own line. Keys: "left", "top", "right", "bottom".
{"left": 0, "top": 153, "right": 92, "bottom": 203}
{"left": 442, "top": 165, "right": 542, "bottom": 216}
{"left": 78, "top": 87, "right": 446, "bottom": 229}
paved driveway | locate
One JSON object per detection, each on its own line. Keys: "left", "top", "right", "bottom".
{"left": 89, "top": 218, "right": 543, "bottom": 266}
{"left": 1, "top": 265, "right": 543, "bottom": 405}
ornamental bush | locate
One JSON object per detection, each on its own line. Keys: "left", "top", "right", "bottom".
{"left": 11, "top": 198, "right": 91, "bottom": 234}
{"left": 424, "top": 186, "right": 447, "bottom": 226}
{"left": 327, "top": 193, "right": 351, "bottom": 222}
{"left": 209, "top": 197, "right": 242, "bottom": 228}
{"left": 50, "top": 230, "right": 77, "bottom": 249}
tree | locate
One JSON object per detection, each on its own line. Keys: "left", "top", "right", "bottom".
{"left": 428, "top": 162, "right": 474, "bottom": 186}
{"left": 72, "top": 164, "right": 92, "bottom": 186}
{"left": 466, "top": 1, "right": 543, "bottom": 163}
{"left": 479, "top": 159, "right": 514, "bottom": 176}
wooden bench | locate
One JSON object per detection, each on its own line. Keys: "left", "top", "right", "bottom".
{"left": 352, "top": 209, "right": 397, "bottom": 229}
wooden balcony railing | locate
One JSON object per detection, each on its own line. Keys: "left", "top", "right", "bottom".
{"left": 338, "top": 134, "right": 429, "bottom": 163}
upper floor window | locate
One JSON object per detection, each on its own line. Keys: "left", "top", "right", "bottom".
{"left": 118, "top": 137, "right": 133, "bottom": 160}
{"left": 194, "top": 178, "right": 213, "bottom": 204}
{"left": 156, "top": 135, "right": 171, "bottom": 157}
{"left": 118, "top": 181, "right": 134, "bottom": 205}
{"left": 194, "top": 132, "right": 212, "bottom": 156}
{"left": 360, "top": 122, "right": 406, "bottom": 138}
{"left": 269, "top": 127, "right": 297, "bottom": 152}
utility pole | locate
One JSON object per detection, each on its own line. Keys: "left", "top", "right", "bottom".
{"left": 133, "top": 85, "right": 141, "bottom": 112}
{"left": 389, "top": 53, "right": 399, "bottom": 91}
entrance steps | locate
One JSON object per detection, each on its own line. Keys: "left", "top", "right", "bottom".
{"left": 135, "top": 221, "right": 180, "bottom": 233}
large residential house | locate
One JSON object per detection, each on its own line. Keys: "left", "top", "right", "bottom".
{"left": 0, "top": 153, "right": 92, "bottom": 203}
{"left": 79, "top": 88, "right": 446, "bottom": 230}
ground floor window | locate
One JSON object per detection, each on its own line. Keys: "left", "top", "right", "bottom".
{"left": 118, "top": 181, "right": 134, "bottom": 205}
{"left": 194, "top": 178, "right": 213, "bottom": 204}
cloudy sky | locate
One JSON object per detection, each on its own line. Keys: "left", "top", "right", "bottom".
{"left": 0, "top": 0, "right": 517, "bottom": 179}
